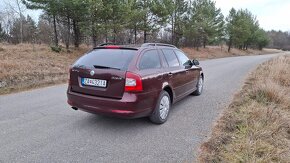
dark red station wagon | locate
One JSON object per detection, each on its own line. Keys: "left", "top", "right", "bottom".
{"left": 67, "top": 43, "right": 204, "bottom": 124}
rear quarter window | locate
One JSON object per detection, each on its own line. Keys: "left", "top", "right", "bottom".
{"left": 139, "top": 50, "right": 161, "bottom": 70}
{"left": 73, "top": 49, "right": 136, "bottom": 70}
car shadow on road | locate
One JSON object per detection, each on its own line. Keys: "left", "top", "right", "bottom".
{"left": 72, "top": 113, "right": 155, "bottom": 132}
{"left": 87, "top": 114, "right": 150, "bottom": 126}
{"left": 170, "top": 94, "right": 203, "bottom": 113}
{"left": 71, "top": 92, "right": 205, "bottom": 133}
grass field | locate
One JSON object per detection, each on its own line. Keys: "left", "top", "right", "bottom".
{"left": 0, "top": 44, "right": 88, "bottom": 94}
{"left": 182, "top": 46, "right": 282, "bottom": 60}
{"left": 0, "top": 43, "right": 282, "bottom": 95}
{"left": 199, "top": 55, "right": 290, "bottom": 162}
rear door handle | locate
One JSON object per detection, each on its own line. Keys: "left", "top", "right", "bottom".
{"left": 168, "top": 72, "right": 173, "bottom": 78}
{"left": 185, "top": 70, "right": 189, "bottom": 73}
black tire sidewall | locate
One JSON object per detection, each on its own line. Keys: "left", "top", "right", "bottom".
{"left": 150, "top": 91, "right": 171, "bottom": 124}
{"left": 197, "top": 76, "right": 203, "bottom": 94}
{"left": 192, "top": 75, "right": 203, "bottom": 96}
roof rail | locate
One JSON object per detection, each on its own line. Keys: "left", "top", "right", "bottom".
{"left": 141, "top": 43, "right": 177, "bottom": 48}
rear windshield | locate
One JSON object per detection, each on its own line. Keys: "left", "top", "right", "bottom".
{"left": 74, "top": 49, "right": 136, "bottom": 70}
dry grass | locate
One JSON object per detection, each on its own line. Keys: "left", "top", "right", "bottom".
{"left": 199, "top": 55, "right": 290, "bottom": 162}
{"left": 0, "top": 43, "right": 89, "bottom": 94}
{"left": 0, "top": 43, "right": 283, "bottom": 95}
{"left": 182, "top": 46, "right": 282, "bottom": 60}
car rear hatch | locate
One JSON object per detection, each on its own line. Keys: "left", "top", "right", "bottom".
{"left": 69, "top": 46, "right": 137, "bottom": 99}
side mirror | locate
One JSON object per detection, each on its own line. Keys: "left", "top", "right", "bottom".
{"left": 184, "top": 60, "right": 193, "bottom": 69}
{"left": 192, "top": 59, "right": 200, "bottom": 66}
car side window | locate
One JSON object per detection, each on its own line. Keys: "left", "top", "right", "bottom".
{"left": 139, "top": 50, "right": 161, "bottom": 70}
{"left": 174, "top": 50, "right": 190, "bottom": 66}
{"left": 162, "top": 49, "right": 180, "bottom": 67}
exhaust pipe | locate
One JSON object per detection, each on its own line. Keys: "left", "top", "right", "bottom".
{"left": 71, "top": 107, "right": 78, "bottom": 111}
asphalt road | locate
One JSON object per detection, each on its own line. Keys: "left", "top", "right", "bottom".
{"left": 0, "top": 53, "right": 282, "bottom": 163}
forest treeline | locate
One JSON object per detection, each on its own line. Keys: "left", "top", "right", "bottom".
{"left": 0, "top": 0, "right": 289, "bottom": 51}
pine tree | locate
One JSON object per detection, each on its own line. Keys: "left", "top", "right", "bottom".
{"left": 136, "top": 0, "right": 168, "bottom": 43}
{"left": 23, "top": 0, "right": 61, "bottom": 47}
{"left": 189, "top": 0, "right": 224, "bottom": 48}
{"left": 225, "top": 8, "right": 236, "bottom": 52}
{"left": 163, "top": 0, "right": 188, "bottom": 46}
{"left": 255, "top": 29, "right": 269, "bottom": 50}
{"left": 226, "top": 8, "right": 266, "bottom": 51}
{"left": 0, "top": 23, "right": 7, "bottom": 42}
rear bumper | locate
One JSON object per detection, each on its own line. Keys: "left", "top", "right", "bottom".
{"left": 67, "top": 89, "right": 159, "bottom": 118}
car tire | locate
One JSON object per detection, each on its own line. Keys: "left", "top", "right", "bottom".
{"left": 149, "top": 91, "right": 171, "bottom": 124}
{"left": 192, "top": 75, "right": 203, "bottom": 96}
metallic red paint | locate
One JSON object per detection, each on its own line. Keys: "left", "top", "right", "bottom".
{"left": 67, "top": 44, "right": 202, "bottom": 119}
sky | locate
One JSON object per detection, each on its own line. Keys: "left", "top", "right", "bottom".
{"left": 215, "top": 0, "right": 290, "bottom": 31}
{"left": 0, "top": 0, "right": 289, "bottom": 32}
{"left": 0, "top": 0, "right": 42, "bottom": 21}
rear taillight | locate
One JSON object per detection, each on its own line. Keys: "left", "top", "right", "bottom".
{"left": 125, "top": 72, "right": 143, "bottom": 92}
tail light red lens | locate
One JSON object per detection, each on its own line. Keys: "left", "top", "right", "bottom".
{"left": 125, "top": 72, "right": 143, "bottom": 92}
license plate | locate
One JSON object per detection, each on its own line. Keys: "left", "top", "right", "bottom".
{"left": 81, "top": 78, "right": 107, "bottom": 88}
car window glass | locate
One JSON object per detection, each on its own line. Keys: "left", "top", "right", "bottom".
{"left": 74, "top": 49, "right": 136, "bottom": 70}
{"left": 162, "top": 49, "right": 180, "bottom": 67}
{"left": 158, "top": 49, "right": 169, "bottom": 67}
{"left": 174, "top": 50, "right": 190, "bottom": 66}
{"left": 139, "top": 50, "right": 161, "bottom": 70}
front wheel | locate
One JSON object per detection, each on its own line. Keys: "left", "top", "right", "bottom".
{"left": 149, "top": 91, "right": 171, "bottom": 124}
{"left": 192, "top": 75, "right": 204, "bottom": 96}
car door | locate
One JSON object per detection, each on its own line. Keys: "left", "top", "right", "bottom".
{"left": 160, "top": 48, "right": 188, "bottom": 100}
{"left": 174, "top": 49, "right": 200, "bottom": 93}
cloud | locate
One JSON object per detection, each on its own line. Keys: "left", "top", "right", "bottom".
{"left": 215, "top": 0, "right": 290, "bottom": 31}
{"left": 258, "top": 2, "right": 290, "bottom": 31}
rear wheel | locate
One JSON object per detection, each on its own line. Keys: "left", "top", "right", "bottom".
{"left": 149, "top": 91, "right": 171, "bottom": 124}
{"left": 192, "top": 75, "right": 203, "bottom": 96}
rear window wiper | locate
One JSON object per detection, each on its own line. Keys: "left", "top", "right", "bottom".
{"left": 93, "top": 65, "right": 121, "bottom": 70}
